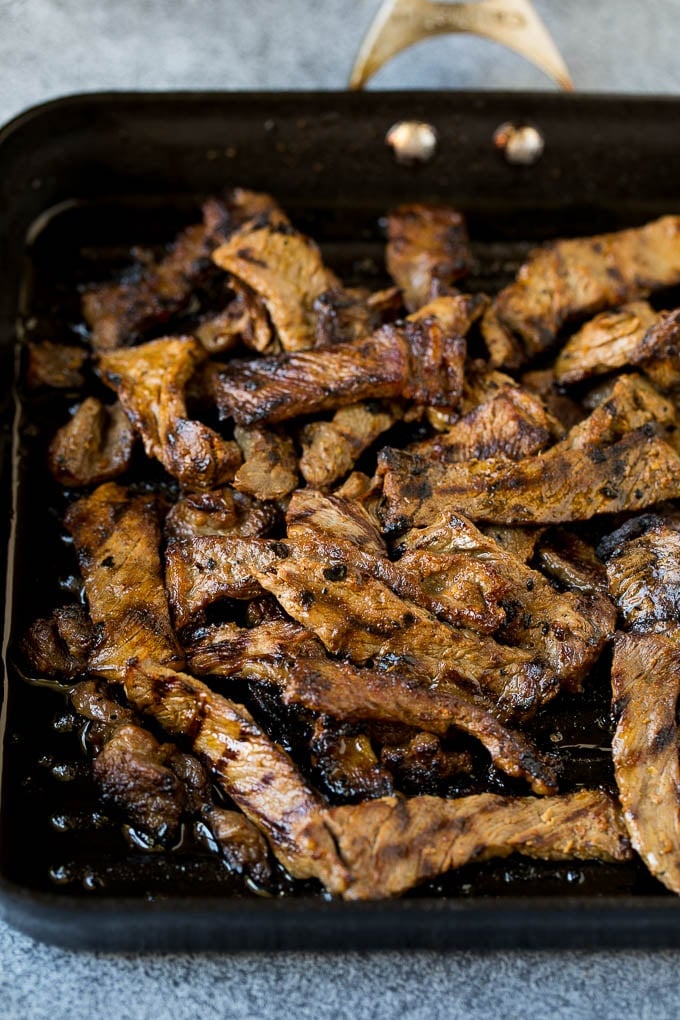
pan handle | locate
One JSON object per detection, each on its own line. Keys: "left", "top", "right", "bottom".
{"left": 349, "top": 0, "right": 573, "bottom": 91}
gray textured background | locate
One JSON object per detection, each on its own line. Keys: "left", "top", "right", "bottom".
{"left": 3, "top": 1, "right": 680, "bottom": 1017}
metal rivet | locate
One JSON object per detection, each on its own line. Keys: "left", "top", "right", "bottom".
{"left": 493, "top": 122, "right": 545, "bottom": 166}
{"left": 386, "top": 121, "right": 438, "bottom": 165}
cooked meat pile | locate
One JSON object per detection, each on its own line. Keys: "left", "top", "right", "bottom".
{"left": 25, "top": 191, "right": 680, "bottom": 900}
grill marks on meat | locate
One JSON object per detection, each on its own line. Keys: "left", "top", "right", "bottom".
{"left": 48, "top": 398, "right": 136, "bottom": 486}
{"left": 212, "top": 220, "right": 340, "bottom": 352}
{"left": 82, "top": 190, "right": 280, "bottom": 350}
{"left": 185, "top": 620, "right": 558, "bottom": 794}
{"left": 99, "top": 335, "right": 241, "bottom": 490}
{"left": 166, "top": 535, "right": 273, "bottom": 629}
{"left": 386, "top": 204, "right": 472, "bottom": 311}
{"left": 554, "top": 301, "right": 660, "bottom": 384}
{"left": 233, "top": 425, "right": 298, "bottom": 501}
{"left": 325, "top": 789, "right": 631, "bottom": 899}
{"left": 65, "top": 483, "right": 184, "bottom": 679}
{"left": 409, "top": 373, "right": 563, "bottom": 466}
{"left": 603, "top": 518, "right": 680, "bottom": 633}
{"left": 299, "top": 402, "right": 400, "bottom": 489}
{"left": 396, "top": 513, "right": 614, "bottom": 704}
{"left": 482, "top": 216, "right": 680, "bottom": 367}
{"left": 313, "top": 286, "right": 401, "bottom": 348}
{"left": 378, "top": 374, "right": 680, "bottom": 528}
{"left": 124, "top": 660, "right": 348, "bottom": 891}
{"left": 209, "top": 296, "right": 484, "bottom": 426}
{"left": 309, "top": 718, "right": 394, "bottom": 802}
{"left": 165, "top": 487, "right": 278, "bottom": 541}
{"left": 611, "top": 632, "right": 680, "bottom": 894}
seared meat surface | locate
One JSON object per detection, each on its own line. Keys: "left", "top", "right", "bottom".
{"left": 66, "top": 482, "right": 184, "bottom": 679}
{"left": 386, "top": 203, "right": 473, "bottom": 311}
{"left": 27, "top": 195, "right": 680, "bottom": 902}
{"left": 210, "top": 295, "right": 485, "bottom": 426}
{"left": 325, "top": 789, "right": 631, "bottom": 899}
{"left": 99, "top": 335, "right": 242, "bottom": 489}
{"left": 48, "top": 398, "right": 136, "bottom": 486}
{"left": 483, "top": 215, "right": 680, "bottom": 366}
{"left": 82, "top": 190, "right": 280, "bottom": 350}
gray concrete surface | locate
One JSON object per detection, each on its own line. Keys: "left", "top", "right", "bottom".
{"left": 2, "top": 1, "right": 680, "bottom": 1017}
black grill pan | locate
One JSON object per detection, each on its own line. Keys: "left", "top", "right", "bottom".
{"left": 3, "top": 90, "right": 680, "bottom": 950}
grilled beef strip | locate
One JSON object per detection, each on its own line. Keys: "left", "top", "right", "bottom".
{"left": 481, "top": 215, "right": 680, "bottom": 367}
{"left": 554, "top": 301, "right": 660, "bottom": 384}
{"left": 378, "top": 374, "right": 680, "bottom": 529}
{"left": 71, "top": 680, "right": 272, "bottom": 880}
{"left": 65, "top": 482, "right": 185, "bottom": 679}
{"left": 82, "top": 190, "right": 281, "bottom": 351}
{"left": 536, "top": 529, "right": 609, "bottom": 595}
{"left": 386, "top": 203, "right": 473, "bottom": 312}
{"left": 611, "top": 631, "right": 680, "bottom": 894}
{"left": 287, "top": 488, "right": 509, "bottom": 634}
{"left": 165, "top": 487, "right": 279, "bottom": 541}
{"left": 232, "top": 425, "right": 298, "bottom": 501}
{"left": 22, "top": 604, "right": 95, "bottom": 680}
{"left": 48, "top": 398, "right": 136, "bottom": 487}
{"left": 313, "top": 286, "right": 402, "bottom": 348}
{"left": 325, "top": 789, "right": 631, "bottom": 900}
{"left": 166, "top": 535, "right": 274, "bottom": 629}
{"left": 480, "top": 525, "right": 544, "bottom": 564}
{"left": 212, "top": 219, "right": 340, "bottom": 352}
{"left": 209, "top": 295, "right": 485, "bottom": 426}
{"left": 299, "top": 401, "right": 401, "bottom": 489}
{"left": 125, "top": 659, "right": 349, "bottom": 892}
{"left": 379, "top": 731, "right": 473, "bottom": 791}
{"left": 185, "top": 620, "right": 558, "bottom": 794}
{"left": 194, "top": 279, "right": 274, "bottom": 355}
{"left": 99, "top": 335, "right": 242, "bottom": 490}
{"left": 26, "top": 341, "right": 88, "bottom": 390}
{"left": 408, "top": 374, "right": 564, "bottom": 466}
{"left": 601, "top": 516, "right": 680, "bottom": 633}
{"left": 309, "top": 718, "right": 394, "bottom": 802}
{"left": 396, "top": 511, "right": 615, "bottom": 701}
{"left": 632, "top": 308, "right": 680, "bottom": 394}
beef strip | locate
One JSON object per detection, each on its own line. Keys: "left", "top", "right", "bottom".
{"left": 602, "top": 517, "right": 680, "bottom": 633}
{"left": 633, "top": 308, "right": 680, "bottom": 394}
{"left": 124, "top": 660, "right": 348, "bottom": 891}
{"left": 186, "top": 620, "right": 557, "bottom": 794}
{"left": 480, "top": 525, "right": 543, "bottom": 564}
{"left": 22, "top": 604, "right": 94, "bottom": 680}
{"left": 48, "top": 398, "right": 136, "bottom": 486}
{"left": 26, "top": 341, "right": 87, "bottom": 389}
{"left": 82, "top": 190, "right": 281, "bottom": 350}
{"left": 71, "top": 680, "right": 271, "bottom": 880}
{"left": 212, "top": 219, "right": 340, "bottom": 351}
{"left": 611, "top": 631, "right": 680, "bottom": 894}
{"left": 481, "top": 215, "right": 680, "bottom": 367}
{"left": 309, "top": 718, "right": 394, "bottom": 802}
{"left": 324, "top": 789, "right": 631, "bottom": 899}
{"left": 378, "top": 374, "right": 680, "bottom": 528}
{"left": 99, "top": 335, "right": 242, "bottom": 490}
{"left": 386, "top": 203, "right": 472, "bottom": 311}
{"left": 299, "top": 402, "right": 401, "bottom": 489}
{"left": 313, "top": 286, "right": 402, "bottom": 348}
{"left": 396, "top": 511, "right": 615, "bottom": 701}
{"left": 554, "top": 301, "right": 660, "bottom": 384}
{"left": 233, "top": 425, "right": 298, "bottom": 501}
{"left": 209, "top": 295, "right": 485, "bottom": 426}
{"left": 165, "top": 487, "right": 279, "bottom": 541}
{"left": 288, "top": 487, "right": 509, "bottom": 634}
{"left": 409, "top": 375, "right": 563, "bottom": 466}
{"left": 65, "top": 482, "right": 184, "bottom": 679}
{"left": 536, "top": 529, "right": 609, "bottom": 595}
{"left": 194, "top": 280, "right": 274, "bottom": 354}
{"left": 379, "top": 731, "right": 473, "bottom": 791}
{"left": 165, "top": 535, "right": 275, "bottom": 628}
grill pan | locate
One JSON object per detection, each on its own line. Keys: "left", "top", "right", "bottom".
{"left": 3, "top": 90, "right": 680, "bottom": 950}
